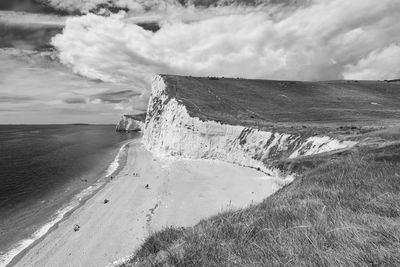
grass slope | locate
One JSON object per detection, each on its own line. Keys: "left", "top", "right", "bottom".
{"left": 120, "top": 143, "right": 400, "bottom": 266}
{"left": 162, "top": 75, "right": 400, "bottom": 130}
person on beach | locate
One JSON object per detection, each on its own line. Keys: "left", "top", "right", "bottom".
{"left": 145, "top": 184, "right": 149, "bottom": 189}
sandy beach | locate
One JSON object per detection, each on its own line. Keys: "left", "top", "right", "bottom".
{"left": 13, "top": 139, "right": 280, "bottom": 267}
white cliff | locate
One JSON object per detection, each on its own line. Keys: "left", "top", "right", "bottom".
{"left": 116, "top": 114, "right": 146, "bottom": 132}
{"left": 142, "top": 75, "right": 357, "bottom": 175}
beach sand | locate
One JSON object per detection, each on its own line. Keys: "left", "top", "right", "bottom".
{"left": 14, "top": 139, "right": 280, "bottom": 267}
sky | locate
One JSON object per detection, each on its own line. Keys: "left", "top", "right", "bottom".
{"left": 0, "top": 0, "right": 399, "bottom": 124}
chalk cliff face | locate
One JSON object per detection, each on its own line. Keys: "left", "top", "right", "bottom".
{"left": 116, "top": 114, "right": 146, "bottom": 132}
{"left": 142, "top": 75, "right": 356, "bottom": 175}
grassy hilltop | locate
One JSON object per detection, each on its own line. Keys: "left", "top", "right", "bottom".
{"left": 120, "top": 76, "right": 400, "bottom": 266}
{"left": 161, "top": 75, "right": 400, "bottom": 130}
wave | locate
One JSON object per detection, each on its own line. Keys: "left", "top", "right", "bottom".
{"left": 105, "top": 141, "right": 130, "bottom": 177}
{"left": 0, "top": 141, "right": 130, "bottom": 267}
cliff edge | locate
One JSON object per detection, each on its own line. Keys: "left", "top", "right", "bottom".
{"left": 143, "top": 75, "right": 393, "bottom": 175}
{"left": 116, "top": 74, "right": 400, "bottom": 174}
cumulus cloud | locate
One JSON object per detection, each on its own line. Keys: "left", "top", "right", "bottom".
{"left": 52, "top": 0, "right": 400, "bottom": 98}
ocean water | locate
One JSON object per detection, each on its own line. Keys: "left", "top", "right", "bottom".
{"left": 0, "top": 125, "right": 138, "bottom": 265}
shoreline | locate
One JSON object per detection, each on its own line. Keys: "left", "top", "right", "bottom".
{"left": 12, "top": 139, "right": 282, "bottom": 267}
{"left": 4, "top": 140, "right": 132, "bottom": 267}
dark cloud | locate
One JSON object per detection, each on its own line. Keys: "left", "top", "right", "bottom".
{"left": 91, "top": 90, "right": 141, "bottom": 104}
{"left": 64, "top": 97, "right": 87, "bottom": 104}
{"left": 53, "top": 107, "right": 100, "bottom": 115}
{"left": 64, "top": 90, "right": 142, "bottom": 105}
{"left": 186, "top": 0, "right": 308, "bottom": 7}
{"left": 0, "top": 0, "right": 44, "bottom": 13}
{"left": 41, "top": 0, "right": 307, "bottom": 15}
{"left": 0, "top": 108, "right": 19, "bottom": 112}
{"left": 0, "top": 22, "right": 62, "bottom": 50}
{"left": 0, "top": 94, "right": 34, "bottom": 103}
{"left": 0, "top": 0, "right": 73, "bottom": 15}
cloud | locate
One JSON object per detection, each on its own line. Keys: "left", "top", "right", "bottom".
{"left": 0, "top": 23, "right": 62, "bottom": 50}
{"left": 0, "top": 93, "right": 33, "bottom": 103}
{"left": 52, "top": 0, "right": 400, "bottom": 94}
{"left": 0, "top": 0, "right": 50, "bottom": 14}
{"left": 0, "top": 11, "right": 67, "bottom": 26}
{"left": 64, "top": 97, "right": 87, "bottom": 104}
{"left": 63, "top": 90, "right": 142, "bottom": 105}
{"left": 0, "top": 48, "right": 143, "bottom": 124}
{"left": 39, "top": 0, "right": 308, "bottom": 15}
{"left": 91, "top": 90, "right": 142, "bottom": 103}
{"left": 4, "top": 0, "right": 398, "bottom": 122}
{"left": 0, "top": 11, "right": 66, "bottom": 49}
{"left": 37, "top": 0, "right": 179, "bottom": 14}
{"left": 344, "top": 44, "right": 400, "bottom": 80}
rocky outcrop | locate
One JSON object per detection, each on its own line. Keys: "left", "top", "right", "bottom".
{"left": 142, "top": 75, "right": 356, "bottom": 175}
{"left": 116, "top": 114, "right": 146, "bottom": 132}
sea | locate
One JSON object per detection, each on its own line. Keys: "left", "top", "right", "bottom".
{"left": 0, "top": 125, "right": 138, "bottom": 266}
{"left": 0, "top": 2, "right": 140, "bottom": 265}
